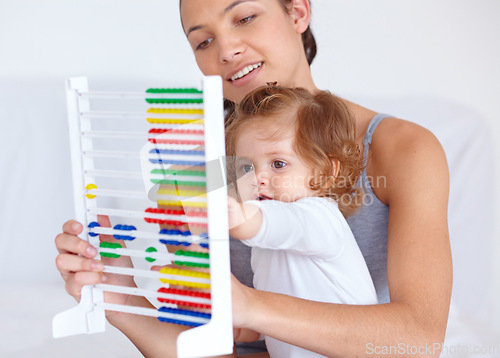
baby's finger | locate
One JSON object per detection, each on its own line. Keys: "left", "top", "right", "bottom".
{"left": 55, "top": 233, "right": 98, "bottom": 258}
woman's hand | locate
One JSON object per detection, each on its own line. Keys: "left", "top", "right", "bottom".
{"left": 55, "top": 216, "right": 137, "bottom": 319}
{"left": 230, "top": 273, "right": 256, "bottom": 329}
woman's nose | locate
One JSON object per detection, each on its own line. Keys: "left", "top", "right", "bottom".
{"left": 218, "top": 34, "right": 245, "bottom": 63}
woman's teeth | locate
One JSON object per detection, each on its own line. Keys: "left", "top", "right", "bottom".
{"left": 231, "top": 62, "right": 262, "bottom": 81}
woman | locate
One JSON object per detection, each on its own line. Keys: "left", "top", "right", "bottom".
{"left": 55, "top": 0, "right": 452, "bottom": 356}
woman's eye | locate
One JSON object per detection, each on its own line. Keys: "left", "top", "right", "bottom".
{"left": 241, "top": 164, "right": 254, "bottom": 173}
{"left": 238, "top": 15, "right": 255, "bottom": 25}
{"left": 272, "top": 161, "right": 286, "bottom": 169}
{"left": 196, "top": 38, "right": 213, "bottom": 50}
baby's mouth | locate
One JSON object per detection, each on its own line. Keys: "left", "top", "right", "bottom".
{"left": 257, "top": 194, "right": 273, "bottom": 201}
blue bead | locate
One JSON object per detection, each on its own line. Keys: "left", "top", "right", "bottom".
{"left": 113, "top": 224, "right": 136, "bottom": 241}
{"left": 88, "top": 222, "right": 100, "bottom": 237}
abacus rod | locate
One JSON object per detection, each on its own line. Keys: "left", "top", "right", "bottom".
{"left": 148, "top": 175, "right": 207, "bottom": 182}
{"left": 88, "top": 194, "right": 207, "bottom": 204}
{"left": 102, "top": 265, "right": 210, "bottom": 285}
{"left": 87, "top": 188, "right": 146, "bottom": 199}
{"left": 84, "top": 170, "right": 207, "bottom": 183}
{"left": 83, "top": 149, "right": 205, "bottom": 160}
{"left": 94, "top": 284, "right": 211, "bottom": 305}
{"left": 80, "top": 111, "right": 203, "bottom": 119}
{"left": 82, "top": 130, "right": 207, "bottom": 143}
{"left": 84, "top": 169, "right": 143, "bottom": 179}
{"left": 87, "top": 207, "right": 207, "bottom": 223}
{"left": 82, "top": 130, "right": 147, "bottom": 138}
{"left": 79, "top": 91, "right": 203, "bottom": 99}
{"left": 83, "top": 150, "right": 140, "bottom": 158}
{"left": 88, "top": 226, "right": 209, "bottom": 244}
{"left": 84, "top": 169, "right": 207, "bottom": 181}
{"left": 147, "top": 123, "right": 206, "bottom": 130}
{"left": 98, "top": 247, "right": 210, "bottom": 265}
{"left": 96, "top": 303, "right": 210, "bottom": 324}
{"left": 87, "top": 188, "right": 207, "bottom": 200}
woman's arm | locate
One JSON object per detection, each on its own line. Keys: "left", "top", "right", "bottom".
{"left": 231, "top": 119, "right": 452, "bottom": 357}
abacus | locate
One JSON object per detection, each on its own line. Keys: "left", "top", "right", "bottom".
{"left": 52, "top": 76, "right": 233, "bottom": 358}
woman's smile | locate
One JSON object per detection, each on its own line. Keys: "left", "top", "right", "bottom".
{"left": 229, "top": 61, "right": 263, "bottom": 82}
{"left": 228, "top": 61, "right": 263, "bottom": 87}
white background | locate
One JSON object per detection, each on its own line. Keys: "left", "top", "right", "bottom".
{"left": 0, "top": 0, "right": 498, "bottom": 356}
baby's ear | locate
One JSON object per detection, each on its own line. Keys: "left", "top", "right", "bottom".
{"left": 331, "top": 158, "right": 341, "bottom": 179}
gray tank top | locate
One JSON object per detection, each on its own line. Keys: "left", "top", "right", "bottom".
{"left": 230, "top": 113, "right": 391, "bottom": 304}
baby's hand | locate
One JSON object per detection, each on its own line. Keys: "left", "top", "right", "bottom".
{"left": 227, "top": 196, "right": 246, "bottom": 229}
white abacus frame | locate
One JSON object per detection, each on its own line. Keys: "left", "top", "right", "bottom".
{"left": 52, "top": 76, "right": 233, "bottom": 358}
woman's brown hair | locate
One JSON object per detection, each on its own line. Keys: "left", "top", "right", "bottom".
{"left": 226, "top": 86, "right": 364, "bottom": 217}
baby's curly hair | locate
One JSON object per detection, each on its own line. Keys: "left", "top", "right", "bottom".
{"left": 225, "top": 86, "right": 364, "bottom": 217}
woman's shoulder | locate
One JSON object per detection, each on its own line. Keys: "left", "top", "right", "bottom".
{"left": 367, "top": 116, "right": 448, "bottom": 203}
{"left": 372, "top": 116, "right": 443, "bottom": 156}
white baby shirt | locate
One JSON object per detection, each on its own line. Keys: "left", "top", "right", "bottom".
{"left": 242, "top": 197, "right": 378, "bottom": 358}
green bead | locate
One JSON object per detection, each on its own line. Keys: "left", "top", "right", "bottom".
{"left": 146, "top": 88, "right": 202, "bottom": 94}
{"left": 145, "top": 98, "right": 203, "bottom": 104}
{"left": 174, "top": 260, "right": 209, "bottom": 269}
{"left": 150, "top": 169, "right": 206, "bottom": 177}
{"left": 150, "top": 179, "right": 206, "bottom": 187}
{"left": 100, "top": 252, "right": 121, "bottom": 258}
{"left": 99, "top": 242, "right": 122, "bottom": 259}
{"left": 145, "top": 247, "right": 158, "bottom": 263}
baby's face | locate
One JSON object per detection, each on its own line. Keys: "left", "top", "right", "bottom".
{"left": 233, "top": 121, "right": 315, "bottom": 203}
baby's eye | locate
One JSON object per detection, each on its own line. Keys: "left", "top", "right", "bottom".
{"left": 272, "top": 160, "right": 287, "bottom": 169}
{"left": 196, "top": 38, "right": 213, "bottom": 50}
{"left": 241, "top": 164, "right": 254, "bottom": 173}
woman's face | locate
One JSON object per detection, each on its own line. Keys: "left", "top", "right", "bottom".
{"left": 180, "top": 0, "right": 313, "bottom": 103}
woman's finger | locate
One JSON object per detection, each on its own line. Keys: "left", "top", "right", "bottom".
{"left": 56, "top": 253, "right": 104, "bottom": 275}
{"left": 62, "top": 220, "right": 83, "bottom": 236}
{"left": 55, "top": 232, "right": 98, "bottom": 258}
{"left": 65, "top": 271, "right": 104, "bottom": 301}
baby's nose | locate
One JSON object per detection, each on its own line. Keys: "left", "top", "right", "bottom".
{"left": 255, "top": 169, "right": 270, "bottom": 186}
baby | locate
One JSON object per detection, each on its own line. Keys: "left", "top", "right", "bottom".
{"left": 226, "top": 85, "right": 378, "bottom": 358}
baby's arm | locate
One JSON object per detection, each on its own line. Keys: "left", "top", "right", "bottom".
{"left": 228, "top": 196, "right": 262, "bottom": 240}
